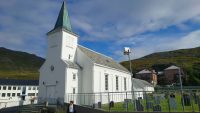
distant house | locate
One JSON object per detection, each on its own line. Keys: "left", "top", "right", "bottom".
{"left": 0, "top": 79, "right": 39, "bottom": 109}
{"left": 164, "top": 65, "right": 184, "bottom": 84}
{"left": 135, "top": 69, "right": 157, "bottom": 86}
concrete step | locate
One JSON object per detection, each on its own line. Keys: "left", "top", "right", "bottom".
{"left": 20, "top": 104, "right": 45, "bottom": 113}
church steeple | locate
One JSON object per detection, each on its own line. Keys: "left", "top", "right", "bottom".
{"left": 53, "top": 1, "right": 72, "bottom": 32}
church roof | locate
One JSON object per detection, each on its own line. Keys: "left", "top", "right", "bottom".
{"left": 0, "top": 79, "right": 38, "bottom": 86}
{"left": 63, "top": 60, "right": 81, "bottom": 69}
{"left": 78, "top": 45, "right": 130, "bottom": 73}
{"left": 133, "top": 78, "right": 153, "bottom": 89}
{"left": 52, "top": 1, "right": 72, "bottom": 32}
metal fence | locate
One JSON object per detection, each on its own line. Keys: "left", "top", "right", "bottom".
{"left": 66, "top": 89, "right": 200, "bottom": 112}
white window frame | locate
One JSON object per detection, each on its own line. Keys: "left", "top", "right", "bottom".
{"left": 73, "top": 73, "right": 76, "bottom": 80}
{"left": 124, "top": 78, "right": 127, "bottom": 91}
{"left": 73, "top": 88, "right": 76, "bottom": 94}
{"left": 3, "top": 86, "right": 6, "bottom": 90}
{"left": 18, "top": 86, "right": 21, "bottom": 90}
{"left": 13, "top": 86, "right": 16, "bottom": 90}
{"left": 2, "top": 93, "right": 6, "bottom": 97}
{"left": 12, "top": 93, "right": 15, "bottom": 97}
{"left": 8, "top": 86, "right": 11, "bottom": 90}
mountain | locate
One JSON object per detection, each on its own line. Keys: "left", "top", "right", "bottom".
{"left": 0, "top": 47, "right": 44, "bottom": 80}
{"left": 120, "top": 47, "right": 200, "bottom": 85}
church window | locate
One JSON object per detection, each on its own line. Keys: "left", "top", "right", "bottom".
{"left": 50, "top": 65, "right": 54, "bottom": 71}
{"left": 73, "top": 73, "right": 76, "bottom": 80}
{"left": 116, "top": 76, "right": 119, "bottom": 90}
{"left": 124, "top": 78, "right": 127, "bottom": 91}
{"left": 28, "top": 87, "right": 31, "bottom": 90}
{"left": 105, "top": 74, "right": 108, "bottom": 90}
{"left": 73, "top": 88, "right": 76, "bottom": 94}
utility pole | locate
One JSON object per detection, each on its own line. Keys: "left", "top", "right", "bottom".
{"left": 124, "top": 47, "right": 136, "bottom": 111}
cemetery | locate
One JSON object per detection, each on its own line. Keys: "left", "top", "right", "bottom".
{"left": 98, "top": 90, "right": 200, "bottom": 112}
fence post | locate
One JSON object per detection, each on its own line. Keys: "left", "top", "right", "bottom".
{"left": 108, "top": 92, "right": 110, "bottom": 112}
{"left": 126, "top": 92, "right": 128, "bottom": 112}
{"left": 84, "top": 94, "right": 85, "bottom": 105}
{"left": 145, "top": 91, "right": 149, "bottom": 112}
{"left": 181, "top": 90, "right": 185, "bottom": 112}
{"left": 190, "top": 91, "right": 195, "bottom": 112}
{"left": 100, "top": 92, "right": 102, "bottom": 104}
{"left": 167, "top": 91, "right": 170, "bottom": 113}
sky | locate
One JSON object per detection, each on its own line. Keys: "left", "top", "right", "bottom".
{"left": 0, "top": 0, "right": 200, "bottom": 61}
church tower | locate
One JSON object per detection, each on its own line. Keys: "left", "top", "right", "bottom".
{"left": 46, "top": 1, "right": 78, "bottom": 62}
{"left": 38, "top": 1, "right": 79, "bottom": 104}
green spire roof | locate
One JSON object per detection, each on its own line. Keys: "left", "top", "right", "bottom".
{"left": 54, "top": 1, "right": 72, "bottom": 32}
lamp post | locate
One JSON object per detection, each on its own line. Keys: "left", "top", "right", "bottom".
{"left": 124, "top": 47, "right": 136, "bottom": 111}
{"left": 178, "top": 67, "right": 185, "bottom": 112}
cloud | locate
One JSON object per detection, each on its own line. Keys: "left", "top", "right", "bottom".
{"left": 0, "top": 0, "right": 61, "bottom": 57}
{"left": 112, "top": 29, "right": 200, "bottom": 61}
{"left": 70, "top": 0, "right": 200, "bottom": 41}
{"left": 0, "top": 0, "right": 200, "bottom": 61}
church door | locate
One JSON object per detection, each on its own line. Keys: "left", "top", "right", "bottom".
{"left": 46, "top": 86, "right": 56, "bottom": 104}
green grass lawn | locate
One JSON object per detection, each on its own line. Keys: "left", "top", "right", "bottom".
{"left": 102, "top": 92, "right": 200, "bottom": 112}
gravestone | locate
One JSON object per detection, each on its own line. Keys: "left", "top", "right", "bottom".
{"left": 194, "top": 94, "right": 199, "bottom": 104}
{"left": 109, "top": 101, "right": 114, "bottom": 108}
{"left": 169, "top": 94, "right": 177, "bottom": 110}
{"left": 147, "top": 102, "right": 153, "bottom": 109}
{"left": 98, "top": 102, "right": 101, "bottom": 108}
{"left": 136, "top": 100, "right": 144, "bottom": 111}
{"left": 183, "top": 94, "right": 191, "bottom": 106}
{"left": 153, "top": 105, "right": 162, "bottom": 112}
{"left": 123, "top": 102, "right": 128, "bottom": 108}
{"left": 92, "top": 103, "right": 98, "bottom": 108}
{"left": 154, "top": 96, "right": 161, "bottom": 105}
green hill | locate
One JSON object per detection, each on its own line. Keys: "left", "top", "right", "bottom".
{"left": 0, "top": 46, "right": 199, "bottom": 85}
{"left": 0, "top": 47, "right": 44, "bottom": 80}
{"left": 120, "top": 47, "right": 200, "bottom": 85}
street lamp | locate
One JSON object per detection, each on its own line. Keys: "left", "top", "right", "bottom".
{"left": 124, "top": 47, "right": 136, "bottom": 111}
{"left": 178, "top": 67, "right": 185, "bottom": 112}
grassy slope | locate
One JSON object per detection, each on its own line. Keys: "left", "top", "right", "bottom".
{"left": 0, "top": 47, "right": 45, "bottom": 80}
{"left": 0, "top": 46, "right": 199, "bottom": 81}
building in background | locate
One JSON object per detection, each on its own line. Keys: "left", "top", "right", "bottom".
{"left": 135, "top": 69, "right": 157, "bottom": 87}
{"left": 0, "top": 79, "right": 38, "bottom": 109}
{"left": 164, "top": 65, "right": 184, "bottom": 85}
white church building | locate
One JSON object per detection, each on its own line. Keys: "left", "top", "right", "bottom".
{"left": 38, "top": 1, "right": 154, "bottom": 106}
